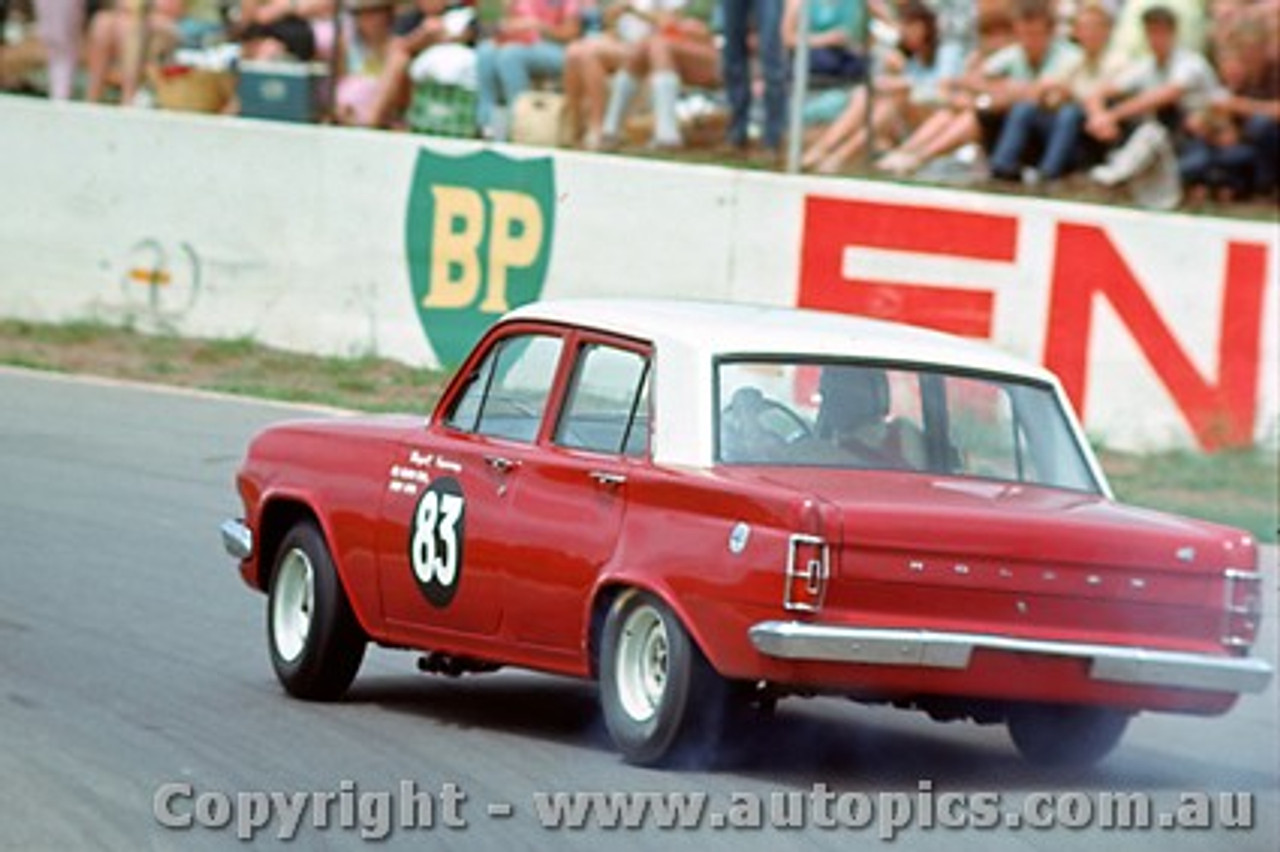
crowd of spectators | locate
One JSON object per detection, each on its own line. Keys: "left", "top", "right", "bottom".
{"left": 1, "top": 0, "right": 1277, "bottom": 208}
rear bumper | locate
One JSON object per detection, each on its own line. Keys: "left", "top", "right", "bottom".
{"left": 749, "top": 621, "right": 1273, "bottom": 695}
{"left": 220, "top": 519, "right": 254, "bottom": 562}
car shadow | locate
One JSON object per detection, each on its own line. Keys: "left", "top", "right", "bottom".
{"left": 340, "top": 669, "right": 1264, "bottom": 791}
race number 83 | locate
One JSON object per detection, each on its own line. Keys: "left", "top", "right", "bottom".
{"left": 409, "top": 477, "right": 466, "bottom": 607}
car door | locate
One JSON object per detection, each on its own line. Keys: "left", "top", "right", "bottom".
{"left": 378, "top": 329, "right": 567, "bottom": 641}
{"left": 501, "top": 336, "right": 652, "bottom": 654}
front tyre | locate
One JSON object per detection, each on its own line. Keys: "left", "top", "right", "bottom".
{"left": 599, "top": 591, "right": 731, "bottom": 767}
{"left": 267, "top": 521, "right": 366, "bottom": 701}
{"left": 1007, "top": 703, "right": 1129, "bottom": 768}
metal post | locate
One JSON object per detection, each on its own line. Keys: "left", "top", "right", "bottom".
{"left": 785, "top": 0, "right": 811, "bottom": 174}
{"left": 862, "top": 12, "right": 874, "bottom": 169}
{"left": 327, "top": 0, "right": 344, "bottom": 122}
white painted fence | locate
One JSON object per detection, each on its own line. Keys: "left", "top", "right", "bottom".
{"left": 1, "top": 95, "right": 1275, "bottom": 451}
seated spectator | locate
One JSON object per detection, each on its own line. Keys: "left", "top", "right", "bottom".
{"left": 1209, "top": 25, "right": 1280, "bottom": 198}
{"left": 802, "top": 2, "right": 962, "bottom": 173}
{"left": 1084, "top": 5, "right": 1219, "bottom": 206}
{"left": 1178, "top": 43, "right": 1257, "bottom": 202}
{"left": 564, "top": 0, "right": 686, "bottom": 149}
{"left": 987, "top": 1, "right": 1124, "bottom": 185}
{"left": 365, "top": 0, "right": 477, "bottom": 128}
{"left": 600, "top": 3, "right": 718, "bottom": 149}
{"left": 1107, "top": 0, "right": 1205, "bottom": 64}
{"left": 236, "top": 0, "right": 337, "bottom": 61}
{"left": 782, "top": 0, "right": 883, "bottom": 84}
{"left": 334, "top": 0, "right": 399, "bottom": 125}
{"left": 873, "top": 4, "right": 1022, "bottom": 176}
{"left": 85, "top": 0, "right": 184, "bottom": 104}
{"left": 475, "top": 0, "right": 583, "bottom": 141}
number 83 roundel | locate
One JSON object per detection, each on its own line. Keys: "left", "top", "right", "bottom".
{"left": 409, "top": 477, "right": 466, "bottom": 607}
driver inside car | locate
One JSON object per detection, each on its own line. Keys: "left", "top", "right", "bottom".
{"left": 815, "top": 365, "right": 927, "bottom": 470}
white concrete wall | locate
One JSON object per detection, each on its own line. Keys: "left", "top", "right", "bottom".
{"left": 1, "top": 95, "right": 1275, "bottom": 451}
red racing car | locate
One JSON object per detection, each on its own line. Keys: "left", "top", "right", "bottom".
{"left": 221, "top": 300, "right": 1272, "bottom": 767}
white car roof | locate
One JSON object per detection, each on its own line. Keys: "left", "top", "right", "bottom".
{"left": 501, "top": 299, "right": 1095, "bottom": 482}
{"left": 506, "top": 299, "right": 1052, "bottom": 381}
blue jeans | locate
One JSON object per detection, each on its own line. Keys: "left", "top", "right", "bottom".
{"left": 1242, "top": 113, "right": 1279, "bottom": 194}
{"left": 989, "top": 101, "right": 1085, "bottom": 180}
{"left": 475, "top": 39, "right": 567, "bottom": 134}
{"left": 1179, "top": 137, "right": 1256, "bottom": 196}
{"left": 720, "top": 0, "right": 787, "bottom": 148}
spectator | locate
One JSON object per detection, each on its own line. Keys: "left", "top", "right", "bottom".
{"left": 987, "top": 0, "right": 1123, "bottom": 185}
{"left": 236, "top": 0, "right": 338, "bottom": 61}
{"left": 365, "top": 0, "right": 477, "bottom": 128}
{"left": 782, "top": 0, "right": 880, "bottom": 84}
{"left": 1210, "top": 25, "right": 1280, "bottom": 197}
{"left": 1107, "top": 0, "right": 1205, "bottom": 64}
{"left": 802, "top": 1, "right": 962, "bottom": 173}
{"left": 599, "top": 2, "right": 718, "bottom": 148}
{"left": 34, "top": 0, "right": 83, "bottom": 100}
{"left": 721, "top": 0, "right": 787, "bottom": 154}
{"left": 876, "top": 3, "right": 1048, "bottom": 178}
{"left": 85, "top": 1, "right": 185, "bottom": 103}
{"left": 334, "top": 0, "right": 398, "bottom": 125}
{"left": 474, "top": 0, "right": 583, "bottom": 141}
{"left": 1178, "top": 43, "right": 1257, "bottom": 201}
{"left": 1084, "top": 5, "right": 1218, "bottom": 206}
{"left": 564, "top": 0, "right": 686, "bottom": 149}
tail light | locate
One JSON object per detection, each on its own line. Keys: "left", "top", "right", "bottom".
{"left": 785, "top": 534, "right": 829, "bottom": 613}
{"left": 1222, "top": 569, "right": 1263, "bottom": 651}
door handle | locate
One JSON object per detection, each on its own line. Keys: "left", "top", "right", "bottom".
{"left": 589, "top": 471, "right": 627, "bottom": 488}
{"left": 485, "top": 455, "right": 519, "bottom": 473}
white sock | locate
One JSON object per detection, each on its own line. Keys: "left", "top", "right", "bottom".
{"left": 602, "top": 71, "right": 638, "bottom": 138}
{"left": 650, "top": 71, "right": 681, "bottom": 146}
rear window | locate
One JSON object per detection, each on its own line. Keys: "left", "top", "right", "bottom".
{"left": 717, "top": 359, "right": 1099, "bottom": 493}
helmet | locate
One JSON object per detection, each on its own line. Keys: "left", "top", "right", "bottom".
{"left": 816, "top": 365, "right": 889, "bottom": 437}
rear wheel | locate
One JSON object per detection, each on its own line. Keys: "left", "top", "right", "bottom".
{"left": 1007, "top": 703, "right": 1129, "bottom": 768}
{"left": 599, "top": 591, "right": 732, "bottom": 767}
{"left": 267, "top": 521, "right": 366, "bottom": 700}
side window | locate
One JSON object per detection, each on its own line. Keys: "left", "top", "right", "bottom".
{"left": 443, "top": 334, "right": 564, "bottom": 443}
{"left": 554, "top": 344, "right": 651, "bottom": 457}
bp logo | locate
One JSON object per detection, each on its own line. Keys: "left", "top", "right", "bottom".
{"left": 405, "top": 148, "right": 557, "bottom": 369}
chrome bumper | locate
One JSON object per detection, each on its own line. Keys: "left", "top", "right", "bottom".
{"left": 749, "top": 621, "right": 1274, "bottom": 694}
{"left": 220, "top": 519, "right": 253, "bottom": 561}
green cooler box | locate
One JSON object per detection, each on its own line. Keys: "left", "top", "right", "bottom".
{"left": 237, "top": 61, "right": 329, "bottom": 124}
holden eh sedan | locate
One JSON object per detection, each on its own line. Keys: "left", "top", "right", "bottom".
{"left": 220, "top": 299, "right": 1272, "bottom": 767}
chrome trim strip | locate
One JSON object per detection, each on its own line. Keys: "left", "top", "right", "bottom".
{"left": 749, "top": 621, "right": 1274, "bottom": 694}
{"left": 221, "top": 519, "right": 254, "bottom": 562}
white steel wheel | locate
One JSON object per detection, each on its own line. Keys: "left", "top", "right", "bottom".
{"left": 266, "top": 521, "right": 366, "bottom": 701}
{"left": 599, "top": 591, "right": 733, "bottom": 767}
{"left": 270, "top": 548, "right": 315, "bottom": 664}
{"left": 615, "top": 604, "right": 670, "bottom": 723}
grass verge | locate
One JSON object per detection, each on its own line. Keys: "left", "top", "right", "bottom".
{"left": 2, "top": 318, "right": 1275, "bottom": 542}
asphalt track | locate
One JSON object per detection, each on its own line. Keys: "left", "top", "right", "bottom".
{"left": 0, "top": 367, "right": 1276, "bottom": 852}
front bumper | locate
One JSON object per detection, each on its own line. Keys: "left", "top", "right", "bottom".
{"left": 749, "top": 621, "right": 1274, "bottom": 695}
{"left": 220, "top": 519, "right": 254, "bottom": 561}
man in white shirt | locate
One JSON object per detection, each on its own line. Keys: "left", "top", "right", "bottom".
{"left": 1083, "top": 4, "right": 1218, "bottom": 202}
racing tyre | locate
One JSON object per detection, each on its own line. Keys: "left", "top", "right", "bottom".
{"left": 599, "top": 591, "right": 732, "bottom": 767}
{"left": 267, "top": 521, "right": 366, "bottom": 700}
{"left": 1007, "top": 703, "right": 1129, "bottom": 768}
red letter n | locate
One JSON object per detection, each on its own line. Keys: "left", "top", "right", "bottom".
{"left": 1044, "top": 224, "right": 1268, "bottom": 450}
